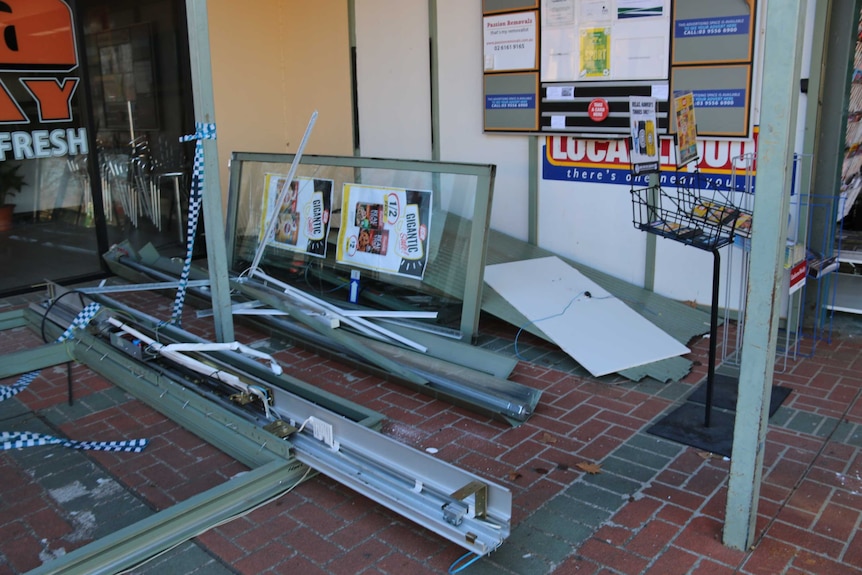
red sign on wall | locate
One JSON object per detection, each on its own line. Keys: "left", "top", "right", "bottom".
{"left": 587, "top": 98, "right": 609, "bottom": 122}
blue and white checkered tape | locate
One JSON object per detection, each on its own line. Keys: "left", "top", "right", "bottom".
{"left": 171, "top": 123, "right": 217, "bottom": 325}
{"left": 0, "top": 304, "right": 149, "bottom": 454}
{"left": 0, "top": 302, "right": 102, "bottom": 402}
{"left": 0, "top": 431, "right": 148, "bottom": 452}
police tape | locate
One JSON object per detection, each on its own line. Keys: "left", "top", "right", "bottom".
{"left": 0, "top": 431, "right": 148, "bottom": 452}
{"left": 0, "top": 302, "right": 102, "bottom": 402}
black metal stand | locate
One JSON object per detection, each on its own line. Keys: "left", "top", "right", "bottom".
{"left": 704, "top": 248, "right": 720, "bottom": 427}
{"left": 645, "top": 247, "right": 738, "bottom": 456}
{"left": 631, "top": 176, "right": 790, "bottom": 456}
{"left": 646, "top": 246, "right": 791, "bottom": 455}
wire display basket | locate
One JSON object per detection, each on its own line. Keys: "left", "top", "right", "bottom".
{"left": 631, "top": 183, "right": 751, "bottom": 251}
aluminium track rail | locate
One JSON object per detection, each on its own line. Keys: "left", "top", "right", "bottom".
{"left": 15, "top": 290, "right": 511, "bottom": 569}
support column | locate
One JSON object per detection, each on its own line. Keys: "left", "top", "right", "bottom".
{"left": 185, "top": 0, "right": 234, "bottom": 342}
{"left": 723, "top": 0, "right": 806, "bottom": 550}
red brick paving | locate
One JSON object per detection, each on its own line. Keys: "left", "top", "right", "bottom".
{"left": 1, "top": 290, "right": 862, "bottom": 574}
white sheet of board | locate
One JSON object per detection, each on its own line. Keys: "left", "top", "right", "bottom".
{"left": 484, "top": 256, "right": 690, "bottom": 377}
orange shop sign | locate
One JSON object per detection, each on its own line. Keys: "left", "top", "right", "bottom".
{"left": 0, "top": 0, "right": 88, "bottom": 161}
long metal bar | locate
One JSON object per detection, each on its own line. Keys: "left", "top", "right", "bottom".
{"left": 62, "top": 295, "right": 383, "bottom": 427}
{"left": 242, "top": 310, "right": 536, "bottom": 423}
{"left": 185, "top": 0, "right": 234, "bottom": 342}
{"left": 76, "top": 280, "right": 210, "bottom": 294}
{"left": 0, "top": 309, "right": 28, "bottom": 331}
{"left": 463, "top": 166, "right": 495, "bottom": 342}
{"left": 27, "top": 459, "right": 307, "bottom": 575}
{"left": 252, "top": 270, "right": 428, "bottom": 352}
{"left": 136, "top": 320, "right": 512, "bottom": 554}
{"left": 43, "top": 320, "right": 293, "bottom": 467}
{"left": 236, "top": 278, "right": 430, "bottom": 385}
{"left": 278, "top": 399, "right": 511, "bottom": 556}
{"left": 293, "top": 434, "right": 508, "bottom": 555}
{"left": 230, "top": 150, "right": 498, "bottom": 176}
{"left": 0, "top": 343, "right": 69, "bottom": 379}
{"left": 104, "top": 255, "right": 537, "bottom": 422}
{"left": 248, "top": 111, "right": 318, "bottom": 277}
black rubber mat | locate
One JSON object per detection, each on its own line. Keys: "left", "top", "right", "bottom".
{"left": 646, "top": 402, "right": 737, "bottom": 457}
{"left": 687, "top": 373, "right": 792, "bottom": 417}
{"left": 647, "top": 374, "right": 792, "bottom": 456}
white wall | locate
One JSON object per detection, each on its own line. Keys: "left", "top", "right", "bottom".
{"left": 436, "top": 0, "right": 531, "bottom": 240}
{"left": 354, "top": 0, "right": 433, "bottom": 160}
{"left": 538, "top": 176, "right": 648, "bottom": 286}
{"left": 353, "top": 1, "right": 532, "bottom": 239}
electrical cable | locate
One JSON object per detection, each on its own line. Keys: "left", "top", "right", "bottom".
{"left": 448, "top": 551, "right": 481, "bottom": 574}
{"left": 513, "top": 290, "right": 586, "bottom": 361}
{"left": 116, "top": 465, "right": 314, "bottom": 575}
{"left": 295, "top": 416, "right": 314, "bottom": 434}
{"left": 40, "top": 288, "right": 87, "bottom": 343}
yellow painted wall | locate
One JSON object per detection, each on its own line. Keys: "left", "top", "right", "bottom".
{"left": 207, "top": 1, "right": 353, "bottom": 204}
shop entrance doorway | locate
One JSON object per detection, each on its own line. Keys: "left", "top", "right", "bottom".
{"left": 0, "top": 0, "right": 194, "bottom": 295}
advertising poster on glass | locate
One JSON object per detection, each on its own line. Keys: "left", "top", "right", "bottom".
{"left": 674, "top": 91, "right": 700, "bottom": 167}
{"left": 628, "top": 96, "right": 659, "bottom": 175}
{"left": 260, "top": 175, "right": 333, "bottom": 258}
{"left": 337, "top": 184, "right": 432, "bottom": 279}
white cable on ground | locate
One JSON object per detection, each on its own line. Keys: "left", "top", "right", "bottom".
{"left": 107, "top": 318, "right": 276, "bottom": 420}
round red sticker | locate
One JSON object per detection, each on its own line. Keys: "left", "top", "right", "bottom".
{"left": 588, "top": 98, "right": 609, "bottom": 122}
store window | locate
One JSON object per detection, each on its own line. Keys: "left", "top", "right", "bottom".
{"left": 0, "top": 0, "right": 194, "bottom": 295}
{"left": 0, "top": 0, "right": 98, "bottom": 293}
{"left": 80, "top": 0, "right": 195, "bottom": 258}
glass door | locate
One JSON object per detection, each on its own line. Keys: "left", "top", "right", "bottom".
{"left": 80, "top": 0, "right": 196, "bottom": 262}
{"left": 0, "top": 0, "right": 102, "bottom": 294}
{"left": 0, "top": 0, "right": 195, "bottom": 295}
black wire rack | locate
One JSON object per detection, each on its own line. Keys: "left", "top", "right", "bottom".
{"left": 631, "top": 175, "right": 751, "bottom": 251}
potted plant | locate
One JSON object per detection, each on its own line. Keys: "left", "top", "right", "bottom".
{"left": 0, "top": 162, "right": 26, "bottom": 232}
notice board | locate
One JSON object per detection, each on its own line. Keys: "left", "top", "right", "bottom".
{"left": 669, "top": 0, "right": 755, "bottom": 137}
{"left": 482, "top": 0, "right": 757, "bottom": 138}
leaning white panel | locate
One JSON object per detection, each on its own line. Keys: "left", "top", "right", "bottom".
{"left": 484, "top": 256, "right": 690, "bottom": 377}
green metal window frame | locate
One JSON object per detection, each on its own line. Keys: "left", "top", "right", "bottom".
{"left": 225, "top": 152, "right": 496, "bottom": 342}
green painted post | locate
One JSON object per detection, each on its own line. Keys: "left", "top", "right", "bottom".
{"left": 185, "top": 0, "right": 234, "bottom": 342}
{"left": 723, "top": 0, "right": 806, "bottom": 550}
{"left": 529, "top": 137, "right": 539, "bottom": 245}
{"left": 644, "top": 173, "right": 659, "bottom": 291}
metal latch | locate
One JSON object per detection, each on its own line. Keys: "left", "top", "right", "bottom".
{"left": 263, "top": 420, "right": 297, "bottom": 438}
{"left": 229, "top": 392, "right": 255, "bottom": 405}
{"left": 449, "top": 480, "right": 488, "bottom": 519}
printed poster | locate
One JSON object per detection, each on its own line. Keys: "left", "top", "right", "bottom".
{"left": 483, "top": 11, "right": 539, "bottom": 72}
{"left": 674, "top": 91, "right": 699, "bottom": 167}
{"left": 617, "top": 0, "right": 664, "bottom": 19}
{"left": 544, "top": 0, "right": 575, "bottom": 26}
{"left": 260, "top": 174, "right": 333, "bottom": 258}
{"left": 336, "top": 184, "right": 432, "bottom": 279}
{"left": 629, "top": 96, "right": 659, "bottom": 175}
{"left": 579, "top": 27, "right": 610, "bottom": 78}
